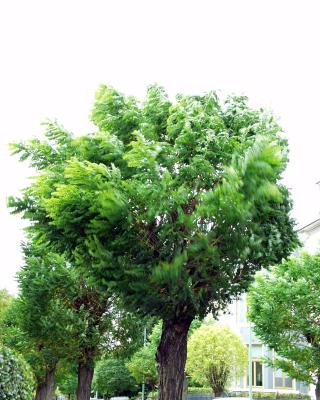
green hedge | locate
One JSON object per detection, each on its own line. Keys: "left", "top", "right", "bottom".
{"left": 147, "top": 388, "right": 310, "bottom": 400}
{"left": 188, "top": 387, "right": 213, "bottom": 394}
{"left": 0, "top": 347, "right": 34, "bottom": 400}
{"left": 230, "top": 391, "right": 310, "bottom": 400}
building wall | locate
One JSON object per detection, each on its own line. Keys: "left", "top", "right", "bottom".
{"left": 218, "top": 216, "right": 320, "bottom": 396}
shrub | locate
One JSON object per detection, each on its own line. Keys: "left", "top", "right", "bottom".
{"left": 230, "top": 391, "right": 310, "bottom": 400}
{"left": 0, "top": 346, "right": 34, "bottom": 400}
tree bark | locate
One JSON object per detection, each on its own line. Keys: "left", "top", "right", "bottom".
{"left": 156, "top": 315, "right": 193, "bottom": 400}
{"left": 315, "top": 378, "right": 320, "bottom": 400}
{"left": 35, "top": 367, "right": 56, "bottom": 400}
{"left": 76, "top": 360, "right": 94, "bottom": 400}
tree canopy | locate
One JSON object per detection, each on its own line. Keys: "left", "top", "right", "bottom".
{"left": 9, "top": 84, "right": 299, "bottom": 400}
{"left": 248, "top": 253, "right": 320, "bottom": 399}
{"left": 9, "top": 85, "right": 298, "bottom": 319}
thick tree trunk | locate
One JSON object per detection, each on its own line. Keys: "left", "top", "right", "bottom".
{"left": 156, "top": 316, "right": 193, "bottom": 400}
{"left": 76, "top": 360, "right": 94, "bottom": 400}
{"left": 315, "top": 378, "right": 320, "bottom": 400}
{"left": 35, "top": 368, "right": 56, "bottom": 400}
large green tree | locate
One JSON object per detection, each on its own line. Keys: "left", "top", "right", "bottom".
{"left": 9, "top": 85, "right": 298, "bottom": 400}
{"left": 248, "top": 253, "right": 320, "bottom": 400}
{"left": 186, "top": 323, "right": 247, "bottom": 396}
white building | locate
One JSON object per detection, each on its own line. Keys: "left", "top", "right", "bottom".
{"left": 219, "top": 182, "right": 320, "bottom": 396}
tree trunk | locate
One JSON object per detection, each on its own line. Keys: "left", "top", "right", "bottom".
{"left": 35, "top": 368, "right": 56, "bottom": 400}
{"left": 213, "top": 388, "right": 224, "bottom": 398}
{"left": 315, "top": 378, "right": 320, "bottom": 400}
{"left": 76, "top": 360, "right": 94, "bottom": 400}
{"left": 182, "top": 374, "right": 188, "bottom": 400}
{"left": 156, "top": 316, "right": 193, "bottom": 400}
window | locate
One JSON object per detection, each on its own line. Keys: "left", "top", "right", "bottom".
{"left": 246, "top": 345, "right": 263, "bottom": 387}
{"left": 274, "top": 369, "right": 293, "bottom": 389}
{"left": 252, "top": 360, "right": 263, "bottom": 387}
{"left": 247, "top": 360, "right": 263, "bottom": 387}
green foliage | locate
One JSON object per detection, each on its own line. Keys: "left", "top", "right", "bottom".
{"left": 186, "top": 323, "right": 247, "bottom": 394}
{"left": 248, "top": 253, "right": 320, "bottom": 385}
{"left": 1, "top": 244, "right": 83, "bottom": 384}
{"left": 0, "top": 346, "right": 34, "bottom": 400}
{"left": 127, "top": 323, "right": 160, "bottom": 389}
{"left": 127, "top": 318, "right": 201, "bottom": 388}
{"left": 9, "top": 85, "right": 298, "bottom": 327}
{"left": 0, "top": 289, "right": 13, "bottom": 316}
{"left": 0, "top": 289, "right": 13, "bottom": 344}
{"left": 92, "top": 357, "right": 137, "bottom": 397}
{"left": 127, "top": 345, "right": 158, "bottom": 388}
{"left": 56, "top": 363, "right": 78, "bottom": 397}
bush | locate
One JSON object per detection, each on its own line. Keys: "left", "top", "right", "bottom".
{"left": 148, "top": 388, "right": 310, "bottom": 400}
{"left": 230, "top": 391, "right": 310, "bottom": 400}
{"left": 188, "top": 387, "right": 213, "bottom": 394}
{"left": 0, "top": 346, "right": 34, "bottom": 400}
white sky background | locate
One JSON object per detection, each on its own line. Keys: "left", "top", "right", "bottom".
{"left": 1, "top": 0, "right": 319, "bottom": 294}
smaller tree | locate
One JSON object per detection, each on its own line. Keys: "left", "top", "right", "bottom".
{"left": 186, "top": 323, "right": 247, "bottom": 396}
{"left": 248, "top": 253, "right": 320, "bottom": 400}
{"left": 92, "top": 357, "right": 137, "bottom": 398}
{"left": 0, "top": 289, "right": 13, "bottom": 344}
{"left": 56, "top": 362, "right": 78, "bottom": 400}
{"left": 127, "top": 324, "right": 161, "bottom": 392}
{"left": 0, "top": 346, "right": 34, "bottom": 400}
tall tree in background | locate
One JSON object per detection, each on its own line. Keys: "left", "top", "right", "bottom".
{"left": 9, "top": 85, "right": 299, "bottom": 400}
{"left": 92, "top": 357, "right": 137, "bottom": 398}
{"left": 2, "top": 246, "right": 78, "bottom": 400}
{"left": 248, "top": 253, "right": 320, "bottom": 400}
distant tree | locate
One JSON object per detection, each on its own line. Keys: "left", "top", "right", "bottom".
{"left": 186, "top": 324, "right": 247, "bottom": 396}
{"left": 56, "top": 363, "right": 78, "bottom": 400}
{"left": 92, "top": 357, "right": 137, "bottom": 398}
{"left": 127, "top": 323, "right": 161, "bottom": 391}
{"left": 127, "top": 319, "right": 202, "bottom": 392}
{"left": 0, "top": 288, "right": 13, "bottom": 316}
{"left": 10, "top": 85, "right": 299, "bottom": 400}
{"left": 248, "top": 253, "right": 320, "bottom": 400}
{"left": 0, "top": 346, "right": 34, "bottom": 400}
{"left": 2, "top": 248, "right": 78, "bottom": 400}
{"left": 0, "top": 288, "right": 13, "bottom": 343}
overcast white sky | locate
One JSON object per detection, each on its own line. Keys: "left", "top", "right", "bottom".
{"left": 1, "top": 0, "right": 319, "bottom": 294}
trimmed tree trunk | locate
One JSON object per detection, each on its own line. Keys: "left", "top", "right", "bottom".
{"left": 208, "top": 364, "right": 229, "bottom": 398}
{"left": 213, "top": 387, "right": 224, "bottom": 398}
{"left": 76, "top": 360, "right": 94, "bottom": 400}
{"left": 156, "top": 315, "right": 193, "bottom": 400}
{"left": 315, "top": 378, "right": 320, "bottom": 400}
{"left": 35, "top": 367, "right": 56, "bottom": 400}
